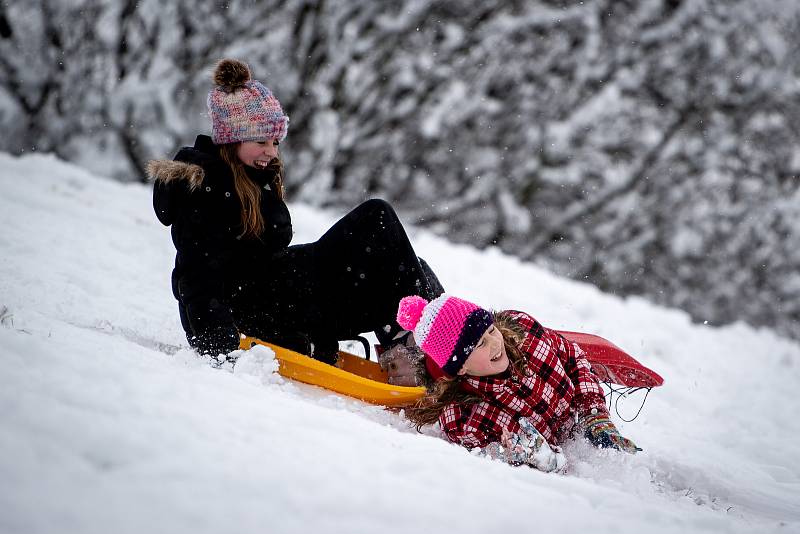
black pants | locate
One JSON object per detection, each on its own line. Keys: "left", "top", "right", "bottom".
{"left": 230, "top": 199, "right": 443, "bottom": 353}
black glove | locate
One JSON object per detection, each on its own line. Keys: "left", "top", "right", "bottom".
{"left": 189, "top": 324, "right": 240, "bottom": 356}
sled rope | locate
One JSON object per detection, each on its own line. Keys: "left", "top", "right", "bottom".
{"left": 602, "top": 382, "right": 652, "bottom": 422}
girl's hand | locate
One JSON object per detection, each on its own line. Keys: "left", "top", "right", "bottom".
{"left": 579, "top": 411, "right": 641, "bottom": 454}
{"left": 500, "top": 420, "right": 567, "bottom": 472}
{"left": 500, "top": 428, "right": 529, "bottom": 465}
{"left": 517, "top": 418, "right": 567, "bottom": 472}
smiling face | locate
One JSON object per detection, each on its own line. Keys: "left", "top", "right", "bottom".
{"left": 236, "top": 139, "right": 280, "bottom": 169}
{"left": 457, "top": 324, "right": 509, "bottom": 377}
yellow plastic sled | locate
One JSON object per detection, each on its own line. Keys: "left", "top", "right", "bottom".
{"left": 239, "top": 336, "right": 425, "bottom": 407}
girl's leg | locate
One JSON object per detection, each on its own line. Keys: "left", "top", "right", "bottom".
{"left": 230, "top": 199, "right": 444, "bottom": 357}
{"left": 418, "top": 256, "right": 445, "bottom": 298}
{"left": 229, "top": 244, "right": 338, "bottom": 362}
{"left": 309, "top": 199, "right": 444, "bottom": 345}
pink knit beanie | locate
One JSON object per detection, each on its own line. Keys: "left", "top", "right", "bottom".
{"left": 397, "top": 294, "right": 493, "bottom": 377}
{"left": 207, "top": 59, "right": 289, "bottom": 145}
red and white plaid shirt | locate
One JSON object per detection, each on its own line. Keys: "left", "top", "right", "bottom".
{"left": 439, "top": 311, "right": 608, "bottom": 449}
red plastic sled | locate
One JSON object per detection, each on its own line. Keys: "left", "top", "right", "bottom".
{"left": 557, "top": 331, "right": 663, "bottom": 388}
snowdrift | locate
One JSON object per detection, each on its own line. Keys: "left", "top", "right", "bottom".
{"left": 1, "top": 153, "right": 798, "bottom": 534}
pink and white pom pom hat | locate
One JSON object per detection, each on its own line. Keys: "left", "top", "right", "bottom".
{"left": 396, "top": 294, "right": 494, "bottom": 377}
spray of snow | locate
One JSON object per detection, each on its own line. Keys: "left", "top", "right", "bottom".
{"left": 1, "top": 152, "right": 798, "bottom": 534}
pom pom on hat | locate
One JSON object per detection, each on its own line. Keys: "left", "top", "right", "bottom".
{"left": 212, "top": 59, "right": 251, "bottom": 91}
{"left": 397, "top": 295, "right": 428, "bottom": 331}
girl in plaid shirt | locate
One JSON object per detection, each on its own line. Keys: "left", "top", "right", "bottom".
{"left": 397, "top": 294, "right": 639, "bottom": 472}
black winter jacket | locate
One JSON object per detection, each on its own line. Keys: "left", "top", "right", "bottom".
{"left": 149, "top": 135, "right": 292, "bottom": 354}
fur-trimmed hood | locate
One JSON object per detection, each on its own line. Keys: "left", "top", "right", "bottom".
{"left": 149, "top": 135, "right": 222, "bottom": 227}
{"left": 147, "top": 159, "right": 205, "bottom": 190}
{"left": 149, "top": 159, "right": 207, "bottom": 226}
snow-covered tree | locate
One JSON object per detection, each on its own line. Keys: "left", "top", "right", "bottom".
{"left": 1, "top": 0, "right": 798, "bottom": 339}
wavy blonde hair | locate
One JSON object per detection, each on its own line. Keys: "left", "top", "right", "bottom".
{"left": 403, "top": 311, "right": 529, "bottom": 431}
{"left": 219, "top": 143, "right": 285, "bottom": 239}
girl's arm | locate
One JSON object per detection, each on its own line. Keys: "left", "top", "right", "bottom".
{"left": 164, "top": 181, "right": 240, "bottom": 355}
{"left": 439, "top": 402, "right": 496, "bottom": 450}
{"left": 546, "top": 329, "right": 608, "bottom": 417}
{"left": 439, "top": 399, "right": 541, "bottom": 451}
{"left": 510, "top": 311, "right": 608, "bottom": 417}
{"left": 440, "top": 405, "right": 566, "bottom": 471}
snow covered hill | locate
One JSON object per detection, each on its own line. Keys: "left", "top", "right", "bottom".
{"left": 1, "top": 152, "right": 798, "bottom": 534}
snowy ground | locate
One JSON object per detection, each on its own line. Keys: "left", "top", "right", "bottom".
{"left": 1, "top": 152, "right": 798, "bottom": 534}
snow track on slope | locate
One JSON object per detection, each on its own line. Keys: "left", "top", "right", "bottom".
{"left": 1, "top": 153, "right": 798, "bottom": 534}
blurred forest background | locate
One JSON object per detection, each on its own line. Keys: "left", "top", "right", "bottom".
{"left": 2, "top": 0, "right": 799, "bottom": 339}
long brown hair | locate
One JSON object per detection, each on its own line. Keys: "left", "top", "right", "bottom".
{"left": 219, "top": 143, "right": 285, "bottom": 239}
{"left": 404, "top": 311, "right": 529, "bottom": 432}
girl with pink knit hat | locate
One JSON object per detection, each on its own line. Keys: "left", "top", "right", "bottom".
{"left": 397, "top": 294, "right": 639, "bottom": 472}
{"left": 148, "top": 59, "right": 443, "bottom": 362}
